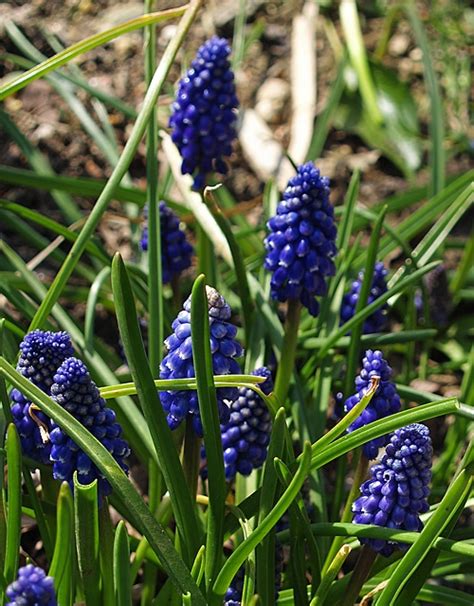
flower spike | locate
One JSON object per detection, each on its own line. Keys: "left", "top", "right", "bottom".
{"left": 169, "top": 36, "right": 239, "bottom": 190}
{"left": 353, "top": 423, "right": 433, "bottom": 556}
{"left": 140, "top": 201, "right": 193, "bottom": 284}
{"left": 340, "top": 261, "right": 389, "bottom": 333}
{"left": 264, "top": 162, "right": 337, "bottom": 317}
{"left": 49, "top": 357, "right": 130, "bottom": 499}
{"left": 160, "top": 286, "right": 243, "bottom": 435}
{"left": 344, "top": 350, "right": 401, "bottom": 459}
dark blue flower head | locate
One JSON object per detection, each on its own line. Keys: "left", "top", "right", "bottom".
{"left": 6, "top": 564, "right": 57, "bottom": 606}
{"left": 10, "top": 330, "right": 74, "bottom": 466}
{"left": 202, "top": 367, "right": 273, "bottom": 481}
{"left": 169, "top": 36, "right": 239, "bottom": 190}
{"left": 160, "top": 286, "right": 243, "bottom": 435}
{"left": 344, "top": 350, "right": 401, "bottom": 459}
{"left": 353, "top": 423, "right": 432, "bottom": 556}
{"left": 340, "top": 261, "right": 389, "bottom": 333}
{"left": 264, "top": 162, "right": 337, "bottom": 316}
{"left": 224, "top": 567, "right": 244, "bottom": 606}
{"left": 140, "top": 201, "right": 194, "bottom": 283}
{"left": 49, "top": 358, "right": 130, "bottom": 499}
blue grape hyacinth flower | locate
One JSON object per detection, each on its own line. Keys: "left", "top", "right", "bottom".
{"left": 202, "top": 367, "right": 273, "bottom": 481}
{"left": 264, "top": 162, "right": 337, "bottom": 317}
{"left": 340, "top": 261, "right": 389, "bottom": 333}
{"left": 344, "top": 350, "right": 401, "bottom": 459}
{"left": 6, "top": 564, "right": 57, "bottom": 606}
{"left": 10, "top": 330, "right": 74, "bottom": 466}
{"left": 160, "top": 286, "right": 243, "bottom": 435}
{"left": 353, "top": 423, "right": 432, "bottom": 556}
{"left": 169, "top": 36, "right": 239, "bottom": 190}
{"left": 49, "top": 357, "right": 130, "bottom": 499}
{"left": 140, "top": 201, "right": 194, "bottom": 284}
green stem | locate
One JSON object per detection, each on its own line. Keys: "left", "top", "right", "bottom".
{"left": 145, "top": 0, "right": 163, "bottom": 374}
{"left": 310, "top": 544, "right": 351, "bottom": 606}
{"left": 182, "top": 419, "right": 201, "bottom": 502}
{"left": 99, "top": 503, "right": 116, "bottom": 606}
{"left": 323, "top": 452, "right": 368, "bottom": 574}
{"left": 340, "top": 544, "right": 376, "bottom": 606}
{"left": 273, "top": 299, "right": 302, "bottom": 406}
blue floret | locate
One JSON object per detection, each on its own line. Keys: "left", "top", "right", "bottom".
{"left": 169, "top": 36, "right": 239, "bottom": 190}
{"left": 264, "top": 162, "right": 337, "bottom": 317}
{"left": 6, "top": 564, "right": 57, "bottom": 606}
{"left": 344, "top": 350, "right": 401, "bottom": 459}
{"left": 353, "top": 423, "right": 432, "bottom": 556}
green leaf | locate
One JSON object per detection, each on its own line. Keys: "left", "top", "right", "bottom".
{"left": 111, "top": 253, "right": 202, "bottom": 564}
{"left": 211, "top": 442, "right": 312, "bottom": 603}
{"left": 113, "top": 521, "right": 132, "bottom": 606}
{"left": 4, "top": 424, "right": 21, "bottom": 585}
{"left": 74, "top": 476, "right": 101, "bottom": 606}
{"left": 0, "top": 5, "right": 188, "bottom": 100}
{"left": 0, "top": 165, "right": 145, "bottom": 205}
{"left": 311, "top": 397, "right": 460, "bottom": 470}
{"left": 190, "top": 275, "right": 226, "bottom": 590}
{"left": 256, "top": 408, "right": 287, "bottom": 602}
{"left": 0, "top": 358, "right": 206, "bottom": 604}
{"left": 49, "top": 483, "right": 74, "bottom": 601}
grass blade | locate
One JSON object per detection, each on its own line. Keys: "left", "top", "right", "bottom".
{"left": 74, "top": 477, "right": 101, "bottom": 606}
{"left": 190, "top": 275, "right": 226, "bottom": 590}
{"left": 405, "top": 3, "right": 445, "bottom": 195}
{"left": 0, "top": 6, "right": 188, "bottom": 100}
{"left": 49, "top": 482, "right": 74, "bottom": 597}
{"left": 3, "top": 424, "right": 21, "bottom": 586}
{"left": 114, "top": 521, "right": 132, "bottom": 606}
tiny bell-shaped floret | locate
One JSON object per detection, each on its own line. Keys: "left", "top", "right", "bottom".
{"left": 6, "top": 564, "right": 57, "bottom": 606}
{"left": 10, "top": 330, "right": 74, "bottom": 466}
{"left": 352, "top": 423, "right": 432, "bottom": 556}
{"left": 160, "top": 286, "right": 243, "bottom": 435}
{"left": 344, "top": 350, "right": 401, "bottom": 459}
{"left": 202, "top": 367, "right": 273, "bottom": 481}
{"left": 140, "top": 201, "right": 194, "bottom": 284}
{"left": 49, "top": 358, "right": 130, "bottom": 499}
{"left": 169, "top": 36, "right": 239, "bottom": 190}
{"left": 340, "top": 261, "right": 389, "bottom": 333}
{"left": 264, "top": 162, "right": 337, "bottom": 317}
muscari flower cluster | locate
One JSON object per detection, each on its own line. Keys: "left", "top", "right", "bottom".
{"left": 353, "top": 423, "right": 432, "bottom": 556}
{"left": 201, "top": 367, "right": 273, "bottom": 481}
{"left": 11, "top": 330, "right": 74, "bottom": 465}
{"left": 140, "top": 201, "right": 194, "bottom": 284}
{"left": 169, "top": 36, "right": 239, "bottom": 190}
{"left": 49, "top": 357, "right": 130, "bottom": 499}
{"left": 10, "top": 331, "right": 129, "bottom": 498}
{"left": 344, "top": 350, "right": 401, "bottom": 459}
{"left": 264, "top": 162, "right": 337, "bottom": 317}
{"left": 6, "top": 564, "right": 56, "bottom": 606}
{"left": 160, "top": 286, "right": 243, "bottom": 435}
{"left": 340, "top": 261, "right": 389, "bottom": 333}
